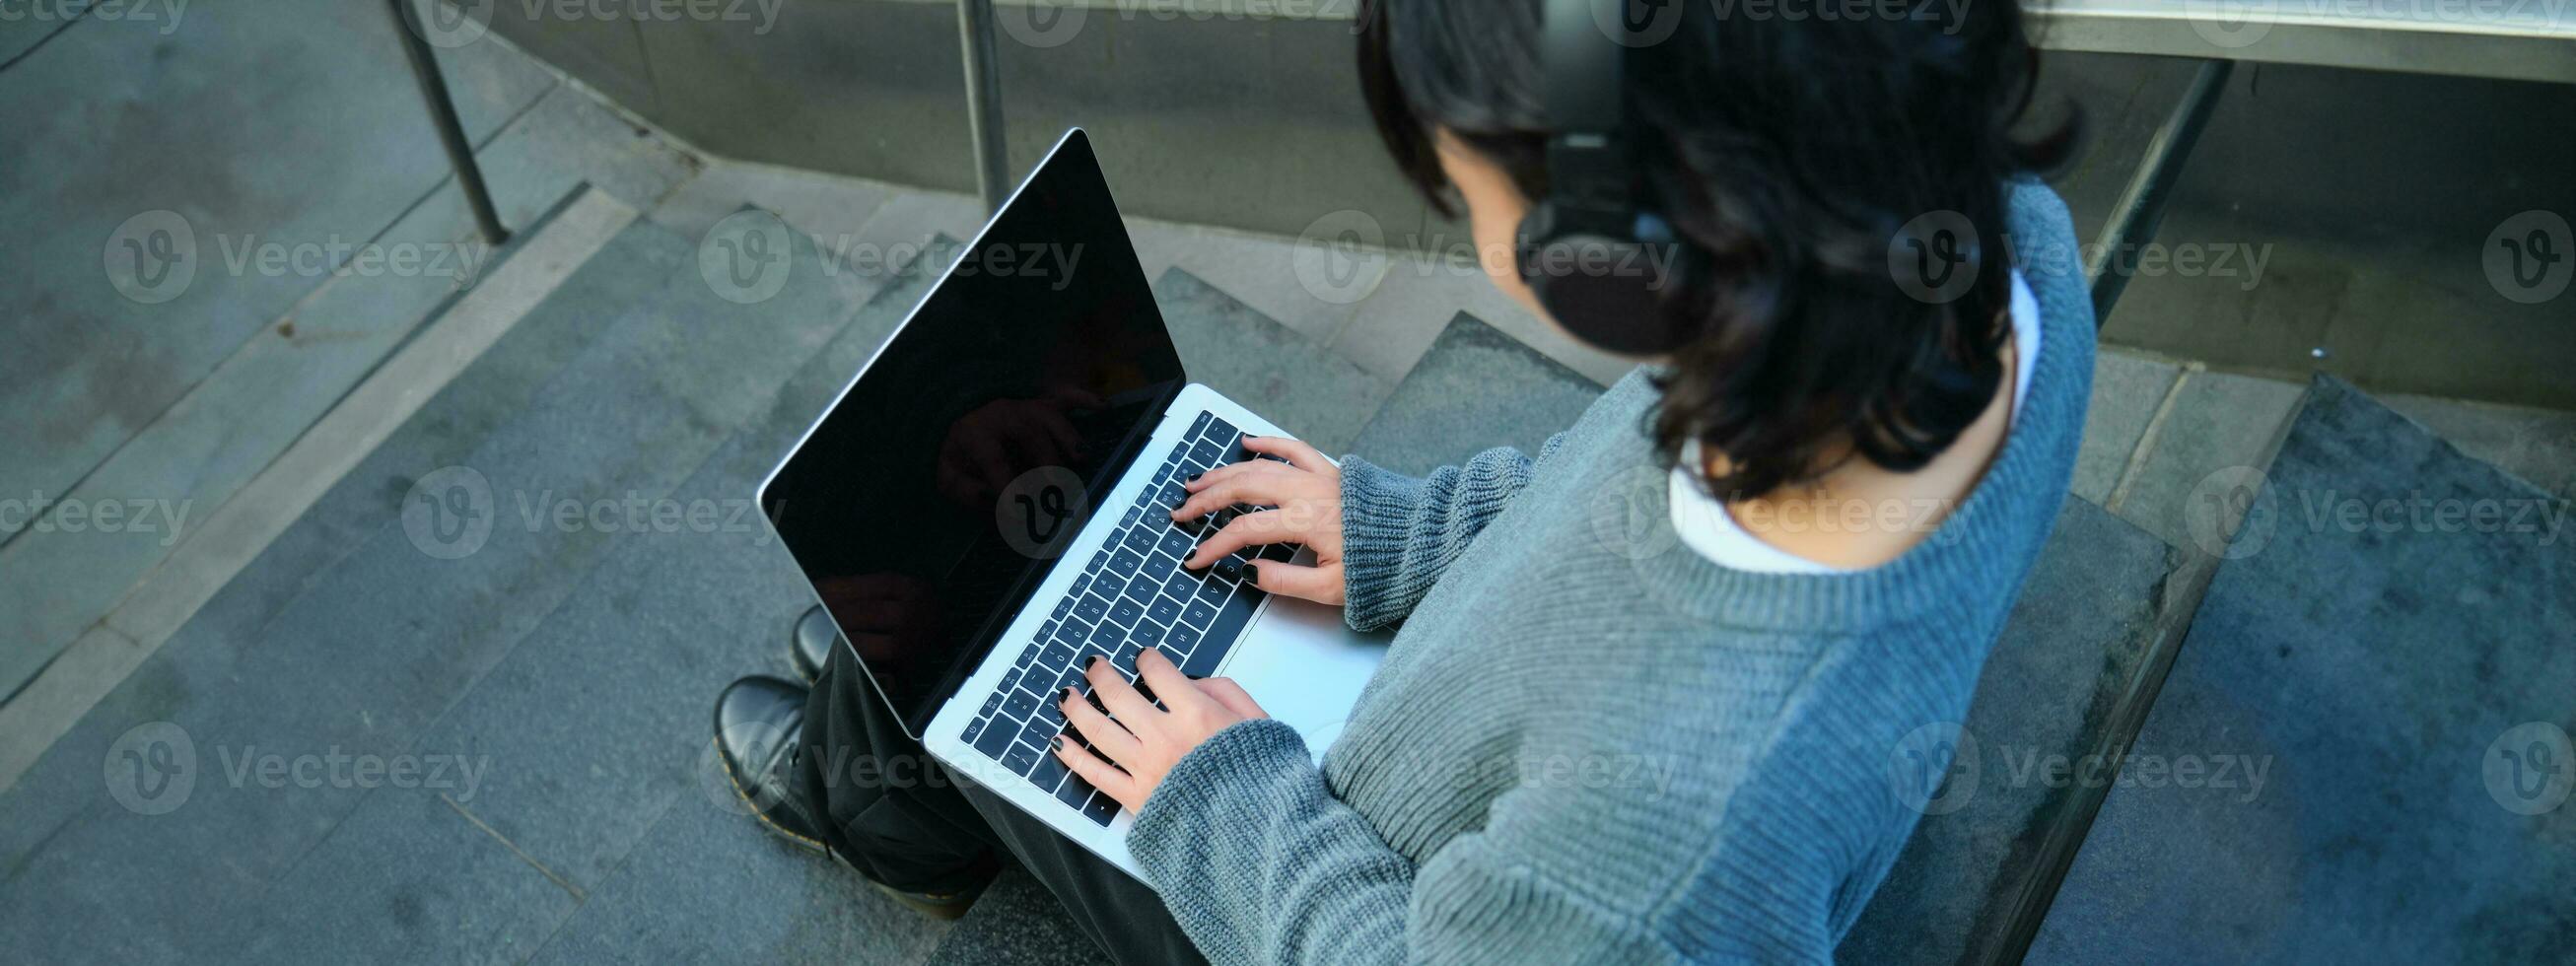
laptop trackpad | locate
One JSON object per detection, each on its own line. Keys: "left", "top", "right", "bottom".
{"left": 1220, "top": 596, "right": 1389, "bottom": 765}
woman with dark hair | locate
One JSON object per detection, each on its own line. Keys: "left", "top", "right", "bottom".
{"left": 716, "top": 0, "right": 2091, "bottom": 960}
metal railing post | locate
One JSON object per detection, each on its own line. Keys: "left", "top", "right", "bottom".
{"left": 957, "top": 0, "right": 1010, "bottom": 214}
{"left": 385, "top": 0, "right": 509, "bottom": 244}
{"left": 2086, "top": 58, "right": 2231, "bottom": 327}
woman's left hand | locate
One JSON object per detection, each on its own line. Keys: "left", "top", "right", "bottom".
{"left": 1051, "top": 647, "right": 1270, "bottom": 813}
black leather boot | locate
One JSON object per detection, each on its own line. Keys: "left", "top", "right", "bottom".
{"left": 711, "top": 674, "right": 987, "bottom": 919}
{"left": 791, "top": 604, "right": 839, "bottom": 682}
{"left": 712, "top": 675, "right": 829, "bottom": 854}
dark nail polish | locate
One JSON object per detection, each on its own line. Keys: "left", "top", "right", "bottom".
{"left": 1186, "top": 471, "right": 1202, "bottom": 484}
{"left": 1086, "top": 655, "right": 1102, "bottom": 669}
{"left": 1049, "top": 735, "right": 1064, "bottom": 752}
{"left": 1241, "top": 562, "right": 1261, "bottom": 585}
{"left": 1062, "top": 687, "right": 1077, "bottom": 702}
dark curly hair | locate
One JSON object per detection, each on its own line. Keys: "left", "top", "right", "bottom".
{"left": 1358, "top": 0, "right": 2076, "bottom": 499}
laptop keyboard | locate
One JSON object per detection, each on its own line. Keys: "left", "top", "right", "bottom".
{"left": 959, "top": 411, "right": 1296, "bottom": 825}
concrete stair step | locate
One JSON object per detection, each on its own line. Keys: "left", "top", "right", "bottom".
{"left": 1346, "top": 311, "right": 1606, "bottom": 476}
{"left": 2025, "top": 376, "right": 2576, "bottom": 964}
{"left": 0, "top": 0, "right": 558, "bottom": 516}
{"left": 0, "top": 178, "right": 592, "bottom": 702}
{"left": 1149, "top": 267, "right": 1392, "bottom": 454}
{"left": 0, "top": 185, "right": 642, "bottom": 794}
{"left": 0, "top": 207, "right": 870, "bottom": 959}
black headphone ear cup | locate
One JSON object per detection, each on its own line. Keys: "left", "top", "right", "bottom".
{"left": 1517, "top": 207, "right": 1694, "bottom": 356}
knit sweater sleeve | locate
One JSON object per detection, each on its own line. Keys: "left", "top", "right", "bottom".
{"left": 1127, "top": 719, "right": 1681, "bottom": 966}
{"left": 1336, "top": 436, "right": 1565, "bottom": 631}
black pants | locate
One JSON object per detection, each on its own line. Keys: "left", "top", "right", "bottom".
{"left": 791, "top": 641, "right": 1204, "bottom": 965}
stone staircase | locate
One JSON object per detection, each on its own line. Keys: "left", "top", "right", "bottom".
{"left": 4, "top": 7, "right": 2571, "bottom": 959}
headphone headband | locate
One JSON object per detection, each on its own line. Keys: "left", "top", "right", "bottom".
{"left": 1541, "top": 0, "right": 1633, "bottom": 221}
{"left": 1518, "top": 0, "right": 1693, "bottom": 356}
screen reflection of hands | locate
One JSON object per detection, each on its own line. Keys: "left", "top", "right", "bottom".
{"left": 934, "top": 385, "right": 1106, "bottom": 510}
{"left": 816, "top": 573, "right": 943, "bottom": 676}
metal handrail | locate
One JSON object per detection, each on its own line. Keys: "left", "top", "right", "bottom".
{"left": 958, "top": 0, "right": 1010, "bottom": 214}
{"left": 385, "top": 0, "right": 508, "bottom": 245}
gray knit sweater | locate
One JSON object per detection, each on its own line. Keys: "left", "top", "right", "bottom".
{"left": 1129, "top": 182, "right": 2094, "bottom": 964}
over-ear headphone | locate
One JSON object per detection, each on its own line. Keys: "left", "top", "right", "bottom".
{"left": 1515, "top": 0, "right": 1694, "bottom": 356}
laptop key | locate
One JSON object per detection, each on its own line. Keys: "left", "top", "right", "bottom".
{"left": 1147, "top": 595, "right": 1182, "bottom": 626}
{"left": 1073, "top": 594, "right": 1111, "bottom": 624}
{"left": 1121, "top": 526, "right": 1156, "bottom": 554}
{"left": 1057, "top": 772, "right": 1097, "bottom": 811}
{"left": 1188, "top": 439, "right": 1222, "bottom": 465}
{"left": 1108, "top": 597, "right": 1146, "bottom": 627}
{"left": 974, "top": 720, "right": 1018, "bottom": 760}
{"left": 1130, "top": 622, "right": 1165, "bottom": 648}
{"left": 1167, "top": 624, "right": 1201, "bottom": 653}
{"left": 1182, "top": 599, "right": 1217, "bottom": 628}
{"left": 978, "top": 693, "right": 1004, "bottom": 718}
{"left": 1040, "top": 641, "right": 1078, "bottom": 670}
{"left": 1154, "top": 529, "right": 1192, "bottom": 559}
{"left": 1108, "top": 549, "right": 1146, "bottom": 576}
{"left": 1091, "top": 568, "right": 1128, "bottom": 599}
{"left": 960, "top": 717, "right": 989, "bottom": 746}
{"left": 1081, "top": 793, "right": 1121, "bottom": 826}
{"left": 1142, "top": 552, "right": 1177, "bottom": 582}
{"left": 1002, "top": 689, "right": 1040, "bottom": 721}
{"left": 1001, "top": 741, "right": 1040, "bottom": 776}
{"left": 1025, "top": 747, "right": 1070, "bottom": 793}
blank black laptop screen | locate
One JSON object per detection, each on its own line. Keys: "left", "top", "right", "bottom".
{"left": 762, "top": 131, "right": 1184, "bottom": 735}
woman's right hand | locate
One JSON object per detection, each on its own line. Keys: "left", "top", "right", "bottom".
{"left": 1171, "top": 436, "right": 1346, "bottom": 605}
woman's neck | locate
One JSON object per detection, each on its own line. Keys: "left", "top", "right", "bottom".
{"left": 1704, "top": 330, "right": 2021, "bottom": 571}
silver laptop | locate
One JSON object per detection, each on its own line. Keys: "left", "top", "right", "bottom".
{"left": 758, "top": 129, "right": 1386, "bottom": 879}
